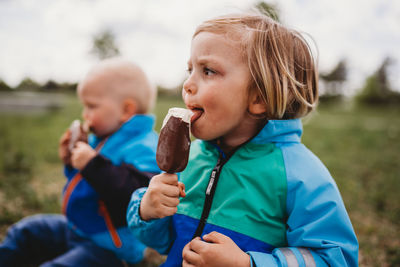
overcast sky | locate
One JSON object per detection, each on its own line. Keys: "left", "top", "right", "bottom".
{"left": 0, "top": 0, "right": 399, "bottom": 93}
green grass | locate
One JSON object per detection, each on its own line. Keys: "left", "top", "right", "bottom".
{"left": 302, "top": 102, "right": 400, "bottom": 266}
{"left": 0, "top": 94, "right": 399, "bottom": 266}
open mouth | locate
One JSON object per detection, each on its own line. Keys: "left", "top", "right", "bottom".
{"left": 190, "top": 107, "right": 204, "bottom": 123}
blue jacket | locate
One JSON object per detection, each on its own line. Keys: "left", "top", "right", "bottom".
{"left": 127, "top": 119, "right": 358, "bottom": 266}
{"left": 63, "top": 114, "right": 160, "bottom": 263}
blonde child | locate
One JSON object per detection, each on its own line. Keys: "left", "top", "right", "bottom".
{"left": 127, "top": 13, "right": 358, "bottom": 267}
{"left": 0, "top": 58, "right": 160, "bottom": 266}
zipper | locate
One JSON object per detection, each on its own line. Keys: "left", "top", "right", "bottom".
{"left": 192, "top": 156, "right": 226, "bottom": 238}
{"left": 191, "top": 135, "right": 257, "bottom": 239}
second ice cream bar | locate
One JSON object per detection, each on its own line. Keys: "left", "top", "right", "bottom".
{"left": 156, "top": 108, "right": 192, "bottom": 173}
{"left": 68, "top": 119, "right": 88, "bottom": 152}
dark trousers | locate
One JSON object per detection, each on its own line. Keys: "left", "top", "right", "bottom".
{"left": 0, "top": 214, "right": 124, "bottom": 267}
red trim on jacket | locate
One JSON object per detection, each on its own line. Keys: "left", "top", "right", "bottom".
{"left": 99, "top": 200, "right": 122, "bottom": 248}
{"left": 62, "top": 173, "right": 82, "bottom": 214}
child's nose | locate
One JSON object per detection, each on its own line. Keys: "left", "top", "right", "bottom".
{"left": 82, "top": 109, "right": 89, "bottom": 120}
{"left": 183, "top": 76, "right": 197, "bottom": 95}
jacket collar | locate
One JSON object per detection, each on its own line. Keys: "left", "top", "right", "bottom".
{"left": 90, "top": 114, "right": 155, "bottom": 145}
{"left": 250, "top": 119, "right": 302, "bottom": 144}
{"left": 205, "top": 119, "right": 302, "bottom": 158}
{"left": 117, "top": 114, "right": 155, "bottom": 136}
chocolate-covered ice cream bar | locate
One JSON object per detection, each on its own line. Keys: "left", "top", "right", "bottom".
{"left": 68, "top": 120, "right": 88, "bottom": 152}
{"left": 156, "top": 108, "right": 192, "bottom": 173}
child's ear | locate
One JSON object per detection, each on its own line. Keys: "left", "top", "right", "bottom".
{"left": 121, "top": 99, "right": 137, "bottom": 122}
{"left": 248, "top": 92, "right": 267, "bottom": 115}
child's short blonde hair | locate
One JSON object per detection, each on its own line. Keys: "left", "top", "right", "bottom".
{"left": 80, "top": 58, "right": 156, "bottom": 114}
{"left": 194, "top": 13, "right": 318, "bottom": 119}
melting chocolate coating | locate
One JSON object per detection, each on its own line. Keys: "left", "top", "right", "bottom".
{"left": 156, "top": 116, "right": 191, "bottom": 173}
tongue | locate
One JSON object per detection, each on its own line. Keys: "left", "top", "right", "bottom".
{"left": 191, "top": 109, "right": 203, "bottom": 123}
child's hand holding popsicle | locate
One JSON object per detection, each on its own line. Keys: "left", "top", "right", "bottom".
{"left": 140, "top": 108, "right": 192, "bottom": 221}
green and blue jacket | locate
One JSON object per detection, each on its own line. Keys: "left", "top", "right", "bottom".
{"left": 127, "top": 119, "right": 358, "bottom": 266}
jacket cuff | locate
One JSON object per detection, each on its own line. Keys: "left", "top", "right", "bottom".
{"left": 80, "top": 154, "right": 106, "bottom": 177}
{"left": 64, "top": 164, "right": 78, "bottom": 178}
{"left": 249, "top": 248, "right": 323, "bottom": 267}
{"left": 247, "top": 251, "right": 279, "bottom": 267}
{"left": 127, "top": 187, "right": 155, "bottom": 228}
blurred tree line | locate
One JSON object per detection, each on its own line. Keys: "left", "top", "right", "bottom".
{"left": 0, "top": 29, "right": 120, "bottom": 94}
{"left": 1, "top": 1, "right": 399, "bottom": 107}
{"left": 254, "top": 1, "right": 400, "bottom": 106}
{"left": 318, "top": 56, "right": 400, "bottom": 106}
{"left": 355, "top": 57, "right": 400, "bottom": 105}
{"left": 0, "top": 77, "right": 77, "bottom": 93}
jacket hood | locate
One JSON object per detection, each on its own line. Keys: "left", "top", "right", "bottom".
{"left": 250, "top": 119, "right": 302, "bottom": 144}
{"left": 90, "top": 114, "right": 155, "bottom": 145}
{"left": 118, "top": 114, "right": 155, "bottom": 136}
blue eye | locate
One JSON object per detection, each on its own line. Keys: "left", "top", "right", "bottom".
{"left": 204, "top": 67, "right": 216, "bottom": 76}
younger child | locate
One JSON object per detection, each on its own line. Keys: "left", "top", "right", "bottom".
{"left": 0, "top": 58, "right": 161, "bottom": 266}
{"left": 127, "top": 13, "right": 358, "bottom": 267}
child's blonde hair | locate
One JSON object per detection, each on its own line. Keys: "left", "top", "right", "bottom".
{"left": 194, "top": 13, "right": 318, "bottom": 119}
{"left": 79, "top": 57, "right": 156, "bottom": 114}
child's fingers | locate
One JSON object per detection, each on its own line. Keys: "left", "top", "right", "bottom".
{"left": 59, "top": 130, "right": 71, "bottom": 163}
{"left": 158, "top": 205, "right": 178, "bottom": 218}
{"left": 162, "top": 183, "right": 181, "bottom": 198}
{"left": 182, "top": 241, "right": 201, "bottom": 266}
{"left": 149, "top": 174, "right": 180, "bottom": 195}
{"left": 59, "top": 130, "right": 71, "bottom": 145}
{"left": 72, "top": 143, "right": 82, "bottom": 152}
{"left": 143, "top": 203, "right": 177, "bottom": 220}
{"left": 182, "top": 260, "right": 196, "bottom": 267}
{"left": 159, "top": 173, "right": 179, "bottom": 185}
{"left": 70, "top": 149, "right": 81, "bottom": 163}
{"left": 203, "top": 231, "right": 229, "bottom": 244}
{"left": 178, "top": 182, "right": 186, "bottom": 197}
{"left": 161, "top": 195, "right": 180, "bottom": 208}
{"left": 188, "top": 237, "right": 208, "bottom": 253}
{"left": 74, "top": 141, "right": 89, "bottom": 149}
{"left": 74, "top": 141, "right": 84, "bottom": 148}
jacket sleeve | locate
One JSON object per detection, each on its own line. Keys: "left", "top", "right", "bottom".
{"left": 126, "top": 187, "right": 174, "bottom": 254}
{"left": 247, "top": 146, "right": 358, "bottom": 267}
{"left": 80, "top": 154, "right": 156, "bottom": 226}
{"left": 248, "top": 179, "right": 357, "bottom": 267}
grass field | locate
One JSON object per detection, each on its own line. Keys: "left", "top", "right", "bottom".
{"left": 0, "top": 92, "right": 399, "bottom": 266}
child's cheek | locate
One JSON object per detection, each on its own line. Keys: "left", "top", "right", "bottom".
{"left": 86, "top": 116, "right": 100, "bottom": 133}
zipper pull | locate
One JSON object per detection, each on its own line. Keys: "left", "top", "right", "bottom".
{"left": 206, "top": 170, "right": 217, "bottom": 195}
{"left": 205, "top": 159, "right": 222, "bottom": 195}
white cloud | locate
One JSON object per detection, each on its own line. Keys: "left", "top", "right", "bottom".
{"left": 279, "top": 0, "right": 400, "bottom": 91}
{"left": 0, "top": 0, "right": 399, "bottom": 92}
